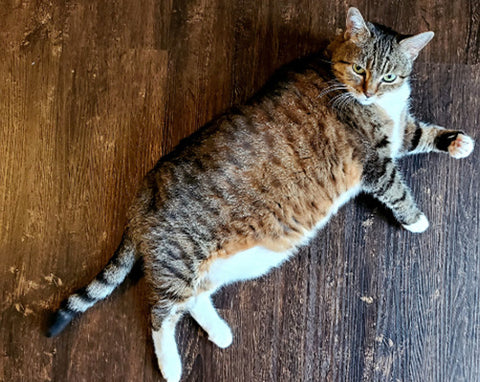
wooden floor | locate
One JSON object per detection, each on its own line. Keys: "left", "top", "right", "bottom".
{"left": 1, "top": 0, "right": 479, "bottom": 381}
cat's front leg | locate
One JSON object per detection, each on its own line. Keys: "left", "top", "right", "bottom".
{"left": 400, "top": 116, "right": 475, "bottom": 158}
{"left": 363, "top": 157, "right": 429, "bottom": 233}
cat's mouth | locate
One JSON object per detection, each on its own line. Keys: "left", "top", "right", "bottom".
{"left": 344, "top": 86, "right": 377, "bottom": 105}
{"left": 352, "top": 92, "right": 376, "bottom": 106}
{"left": 358, "top": 96, "right": 376, "bottom": 105}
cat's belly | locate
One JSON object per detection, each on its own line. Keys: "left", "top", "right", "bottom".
{"left": 203, "top": 185, "right": 362, "bottom": 290}
{"left": 206, "top": 246, "right": 293, "bottom": 287}
{"left": 296, "top": 184, "right": 361, "bottom": 247}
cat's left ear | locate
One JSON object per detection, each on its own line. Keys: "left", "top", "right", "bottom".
{"left": 399, "top": 31, "right": 434, "bottom": 60}
{"left": 345, "top": 7, "right": 371, "bottom": 43}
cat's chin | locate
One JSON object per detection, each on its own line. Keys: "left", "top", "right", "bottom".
{"left": 358, "top": 97, "right": 376, "bottom": 106}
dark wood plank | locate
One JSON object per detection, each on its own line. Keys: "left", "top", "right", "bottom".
{"left": 1, "top": 1, "right": 479, "bottom": 381}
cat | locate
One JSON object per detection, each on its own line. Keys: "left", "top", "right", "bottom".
{"left": 47, "top": 7, "right": 474, "bottom": 382}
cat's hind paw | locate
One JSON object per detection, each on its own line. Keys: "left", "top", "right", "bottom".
{"left": 208, "top": 319, "right": 233, "bottom": 348}
{"left": 449, "top": 133, "right": 474, "bottom": 159}
{"left": 403, "top": 214, "right": 429, "bottom": 233}
{"left": 152, "top": 329, "right": 182, "bottom": 382}
{"left": 158, "top": 355, "right": 182, "bottom": 382}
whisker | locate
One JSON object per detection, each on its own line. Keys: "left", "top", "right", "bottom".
{"left": 330, "top": 92, "right": 355, "bottom": 111}
{"left": 318, "top": 88, "right": 347, "bottom": 99}
{"left": 329, "top": 93, "right": 348, "bottom": 106}
{"left": 338, "top": 94, "right": 355, "bottom": 110}
{"left": 317, "top": 84, "right": 348, "bottom": 99}
{"left": 330, "top": 94, "right": 347, "bottom": 109}
{"left": 328, "top": 93, "right": 343, "bottom": 105}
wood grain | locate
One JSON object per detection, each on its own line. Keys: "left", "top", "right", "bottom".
{"left": 1, "top": 1, "right": 479, "bottom": 381}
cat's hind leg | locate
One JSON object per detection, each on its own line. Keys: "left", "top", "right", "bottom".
{"left": 152, "top": 302, "right": 184, "bottom": 382}
{"left": 188, "top": 292, "right": 233, "bottom": 348}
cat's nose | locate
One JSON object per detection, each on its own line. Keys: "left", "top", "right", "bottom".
{"left": 365, "top": 91, "right": 375, "bottom": 98}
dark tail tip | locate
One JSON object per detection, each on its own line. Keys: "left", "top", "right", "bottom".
{"left": 46, "top": 309, "right": 77, "bottom": 337}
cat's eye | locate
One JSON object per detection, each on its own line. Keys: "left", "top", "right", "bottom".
{"left": 382, "top": 73, "right": 397, "bottom": 82}
{"left": 352, "top": 64, "right": 366, "bottom": 75}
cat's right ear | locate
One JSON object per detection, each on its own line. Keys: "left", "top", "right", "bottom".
{"left": 399, "top": 31, "right": 435, "bottom": 60}
{"left": 344, "top": 7, "right": 370, "bottom": 43}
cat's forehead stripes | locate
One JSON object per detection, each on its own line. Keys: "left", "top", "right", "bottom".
{"left": 365, "top": 27, "right": 399, "bottom": 75}
{"left": 340, "top": 22, "right": 411, "bottom": 79}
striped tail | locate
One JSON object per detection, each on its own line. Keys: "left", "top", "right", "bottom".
{"left": 47, "top": 233, "right": 137, "bottom": 337}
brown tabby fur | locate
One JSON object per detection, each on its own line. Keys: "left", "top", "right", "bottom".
{"left": 131, "top": 66, "right": 366, "bottom": 311}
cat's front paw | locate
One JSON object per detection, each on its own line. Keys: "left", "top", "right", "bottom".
{"left": 449, "top": 133, "right": 474, "bottom": 159}
{"left": 403, "top": 214, "right": 429, "bottom": 233}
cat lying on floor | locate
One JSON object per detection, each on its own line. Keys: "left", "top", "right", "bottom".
{"left": 48, "top": 7, "right": 474, "bottom": 382}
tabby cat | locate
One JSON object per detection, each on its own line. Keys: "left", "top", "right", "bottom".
{"left": 47, "top": 8, "right": 474, "bottom": 382}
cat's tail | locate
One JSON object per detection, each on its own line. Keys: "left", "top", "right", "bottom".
{"left": 46, "top": 232, "right": 138, "bottom": 337}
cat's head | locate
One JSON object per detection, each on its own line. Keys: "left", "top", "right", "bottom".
{"left": 327, "top": 7, "right": 434, "bottom": 105}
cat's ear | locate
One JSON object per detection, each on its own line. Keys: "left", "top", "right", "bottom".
{"left": 399, "top": 32, "right": 434, "bottom": 60}
{"left": 344, "top": 7, "right": 370, "bottom": 43}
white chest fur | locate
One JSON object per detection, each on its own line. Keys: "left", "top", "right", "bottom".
{"left": 374, "top": 83, "right": 411, "bottom": 157}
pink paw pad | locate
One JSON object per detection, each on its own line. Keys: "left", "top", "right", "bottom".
{"left": 449, "top": 134, "right": 474, "bottom": 159}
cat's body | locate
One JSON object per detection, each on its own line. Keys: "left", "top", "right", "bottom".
{"left": 47, "top": 8, "right": 474, "bottom": 382}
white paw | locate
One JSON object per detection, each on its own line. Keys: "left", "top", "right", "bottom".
{"left": 208, "top": 320, "right": 233, "bottom": 348}
{"left": 158, "top": 352, "right": 182, "bottom": 382}
{"left": 449, "top": 133, "right": 474, "bottom": 159}
{"left": 403, "top": 214, "right": 429, "bottom": 233}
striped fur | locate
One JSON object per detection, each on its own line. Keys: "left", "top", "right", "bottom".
{"left": 47, "top": 234, "right": 136, "bottom": 337}
{"left": 48, "top": 8, "right": 474, "bottom": 382}
{"left": 401, "top": 115, "right": 475, "bottom": 158}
